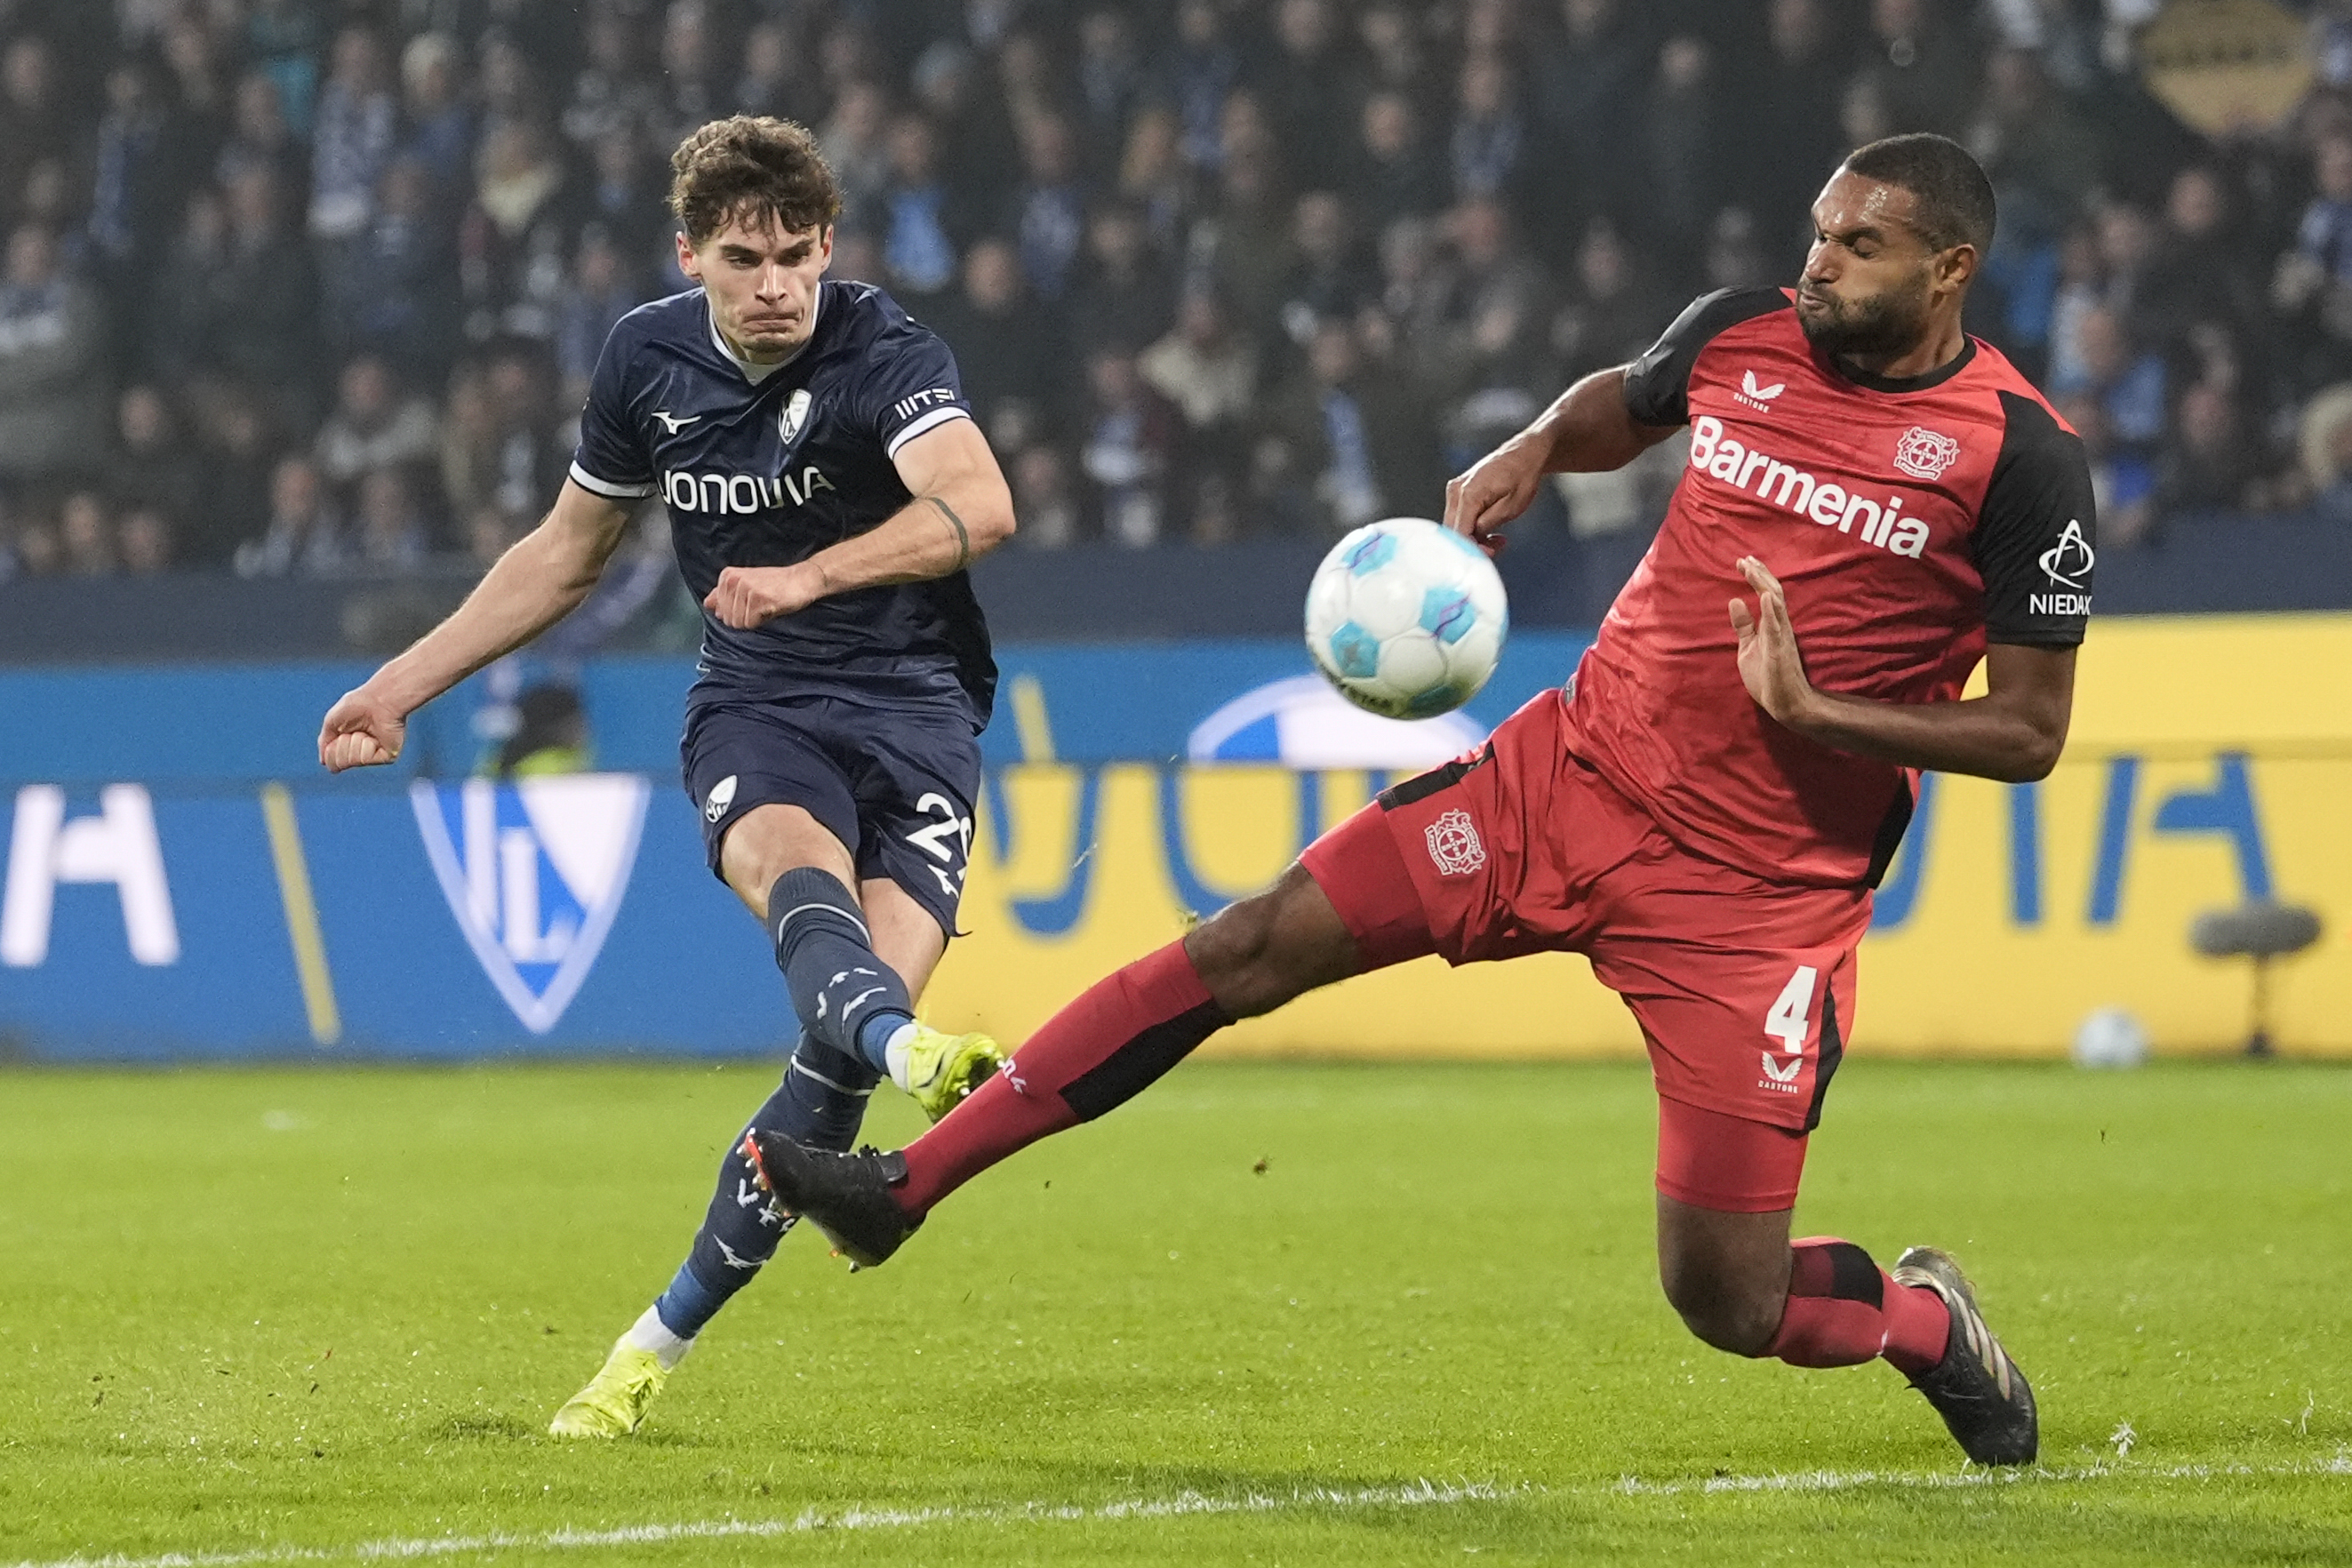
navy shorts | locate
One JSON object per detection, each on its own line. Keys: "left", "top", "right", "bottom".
{"left": 681, "top": 693, "right": 981, "bottom": 937}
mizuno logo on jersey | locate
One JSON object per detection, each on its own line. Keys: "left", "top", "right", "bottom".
{"left": 660, "top": 467, "right": 836, "bottom": 513}
{"left": 1688, "top": 416, "right": 1930, "bottom": 559}
{"left": 892, "top": 388, "right": 956, "bottom": 421}
{"left": 652, "top": 410, "right": 700, "bottom": 434}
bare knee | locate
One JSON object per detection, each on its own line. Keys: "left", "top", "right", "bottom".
{"left": 1656, "top": 1196, "right": 1794, "bottom": 1357}
{"left": 1659, "top": 1254, "right": 1787, "bottom": 1356}
{"left": 720, "top": 804, "right": 857, "bottom": 915}
{"left": 1185, "top": 889, "right": 1298, "bottom": 1018}
{"left": 1185, "top": 865, "right": 1357, "bottom": 1018}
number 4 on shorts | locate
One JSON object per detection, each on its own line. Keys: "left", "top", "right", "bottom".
{"left": 1764, "top": 964, "right": 1819, "bottom": 1057}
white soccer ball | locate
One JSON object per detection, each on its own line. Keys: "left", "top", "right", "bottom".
{"left": 1304, "top": 517, "right": 1508, "bottom": 720}
{"left": 2071, "top": 1005, "right": 2149, "bottom": 1069}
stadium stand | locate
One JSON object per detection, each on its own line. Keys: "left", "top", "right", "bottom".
{"left": 0, "top": 0, "right": 2346, "bottom": 645}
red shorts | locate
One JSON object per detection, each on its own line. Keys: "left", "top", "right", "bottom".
{"left": 1298, "top": 690, "right": 1870, "bottom": 1212}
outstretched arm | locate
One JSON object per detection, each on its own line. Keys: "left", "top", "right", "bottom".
{"left": 1446, "top": 288, "right": 1791, "bottom": 552}
{"left": 703, "top": 417, "right": 1016, "bottom": 629}
{"left": 1443, "top": 366, "right": 1680, "bottom": 552}
{"left": 1730, "top": 556, "right": 2076, "bottom": 783}
{"left": 317, "top": 480, "right": 635, "bottom": 772}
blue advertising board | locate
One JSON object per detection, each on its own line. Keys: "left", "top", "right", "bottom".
{"left": 0, "top": 633, "right": 1596, "bottom": 785}
{"left": 0, "top": 636, "right": 1590, "bottom": 1060}
{"left": 0, "top": 777, "right": 788, "bottom": 1059}
{"left": 14, "top": 620, "right": 2338, "bottom": 1060}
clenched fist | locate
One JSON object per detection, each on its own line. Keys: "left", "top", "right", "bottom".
{"left": 318, "top": 685, "right": 406, "bottom": 772}
{"left": 703, "top": 563, "right": 822, "bottom": 629}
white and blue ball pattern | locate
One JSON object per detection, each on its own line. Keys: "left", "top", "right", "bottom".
{"left": 1305, "top": 517, "right": 1508, "bottom": 720}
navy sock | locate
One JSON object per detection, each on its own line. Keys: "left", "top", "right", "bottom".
{"left": 766, "top": 867, "right": 914, "bottom": 1077}
{"left": 855, "top": 1010, "right": 911, "bottom": 1067}
{"left": 652, "top": 1262, "right": 722, "bottom": 1336}
{"left": 652, "top": 1034, "right": 879, "bottom": 1340}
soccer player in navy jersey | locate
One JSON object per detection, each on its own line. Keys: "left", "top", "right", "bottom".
{"left": 748, "top": 135, "right": 2076, "bottom": 1467}
{"left": 317, "top": 116, "right": 1017, "bottom": 1436}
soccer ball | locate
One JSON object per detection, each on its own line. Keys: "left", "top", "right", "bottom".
{"left": 2071, "top": 1005, "right": 2149, "bottom": 1069}
{"left": 1305, "top": 517, "right": 1508, "bottom": 719}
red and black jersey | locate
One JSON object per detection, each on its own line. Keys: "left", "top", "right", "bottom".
{"left": 1561, "top": 286, "right": 2096, "bottom": 890}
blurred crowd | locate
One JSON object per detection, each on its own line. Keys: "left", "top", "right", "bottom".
{"left": 5, "top": 0, "right": 2352, "bottom": 583}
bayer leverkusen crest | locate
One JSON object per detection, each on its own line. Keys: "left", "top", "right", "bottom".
{"left": 410, "top": 775, "right": 650, "bottom": 1034}
{"left": 1423, "top": 808, "right": 1486, "bottom": 877}
{"left": 1892, "top": 426, "right": 1962, "bottom": 482}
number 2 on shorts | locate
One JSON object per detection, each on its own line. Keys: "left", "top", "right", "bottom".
{"left": 1764, "top": 964, "right": 1820, "bottom": 1057}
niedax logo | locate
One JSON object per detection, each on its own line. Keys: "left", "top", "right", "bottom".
{"left": 1892, "top": 425, "right": 1962, "bottom": 482}
{"left": 411, "top": 775, "right": 650, "bottom": 1034}
{"left": 2039, "top": 518, "right": 2094, "bottom": 591}
{"left": 1736, "top": 369, "right": 1785, "bottom": 411}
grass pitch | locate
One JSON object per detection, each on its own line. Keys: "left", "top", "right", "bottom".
{"left": 1, "top": 1057, "right": 2346, "bottom": 1566}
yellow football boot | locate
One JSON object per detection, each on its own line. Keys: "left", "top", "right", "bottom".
{"left": 548, "top": 1337, "right": 668, "bottom": 1438}
{"left": 901, "top": 1023, "right": 1005, "bottom": 1123}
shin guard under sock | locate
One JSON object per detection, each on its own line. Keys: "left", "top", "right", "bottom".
{"left": 1764, "top": 1236, "right": 1953, "bottom": 1372}
{"left": 766, "top": 868, "right": 913, "bottom": 1076}
{"left": 652, "top": 1035, "right": 879, "bottom": 1340}
{"left": 897, "top": 940, "right": 1230, "bottom": 1212}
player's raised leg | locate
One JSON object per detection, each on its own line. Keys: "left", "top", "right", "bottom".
{"left": 1651, "top": 1100, "right": 2036, "bottom": 1466}
{"left": 730, "top": 804, "right": 996, "bottom": 1112}
{"left": 744, "top": 797, "right": 1438, "bottom": 1265}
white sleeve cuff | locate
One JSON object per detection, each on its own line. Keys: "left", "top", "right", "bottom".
{"left": 883, "top": 405, "right": 972, "bottom": 459}
{"left": 569, "top": 461, "right": 657, "bottom": 500}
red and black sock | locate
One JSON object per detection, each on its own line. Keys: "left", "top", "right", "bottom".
{"left": 1765, "top": 1236, "right": 1952, "bottom": 1373}
{"left": 895, "top": 940, "right": 1230, "bottom": 1212}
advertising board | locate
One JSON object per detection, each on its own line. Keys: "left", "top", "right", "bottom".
{"left": 2, "top": 617, "right": 2342, "bottom": 1060}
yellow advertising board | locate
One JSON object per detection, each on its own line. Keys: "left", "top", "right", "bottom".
{"left": 928, "top": 615, "right": 2352, "bottom": 1059}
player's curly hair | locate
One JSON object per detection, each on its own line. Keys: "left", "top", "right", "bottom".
{"left": 668, "top": 116, "right": 843, "bottom": 244}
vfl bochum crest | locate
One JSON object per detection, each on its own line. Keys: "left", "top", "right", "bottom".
{"left": 410, "top": 775, "right": 651, "bottom": 1033}
{"left": 779, "top": 387, "right": 812, "bottom": 445}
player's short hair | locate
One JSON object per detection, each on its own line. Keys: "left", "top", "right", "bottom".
{"left": 669, "top": 115, "right": 843, "bottom": 244}
{"left": 1838, "top": 133, "right": 1996, "bottom": 256}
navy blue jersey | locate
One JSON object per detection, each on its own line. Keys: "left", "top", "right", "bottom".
{"left": 571, "top": 280, "right": 996, "bottom": 726}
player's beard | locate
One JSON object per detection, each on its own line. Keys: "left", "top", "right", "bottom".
{"left": 1796, "top": 276, "right": 1931, "bottom": 363}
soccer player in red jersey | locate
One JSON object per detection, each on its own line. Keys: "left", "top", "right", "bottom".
{"left": 747, "top": 134, "right": 2089, "bottom": 1466}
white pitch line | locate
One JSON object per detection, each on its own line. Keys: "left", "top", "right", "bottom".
{"left": 4, "top": 1480, "right": 1510, "bottom": 1568}
{"left": 1610, "top": 1451, "right": 2351, "bottom": 1498}
{"left": 12, "top": 1455, "right": 2348, "bottom": 1568}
